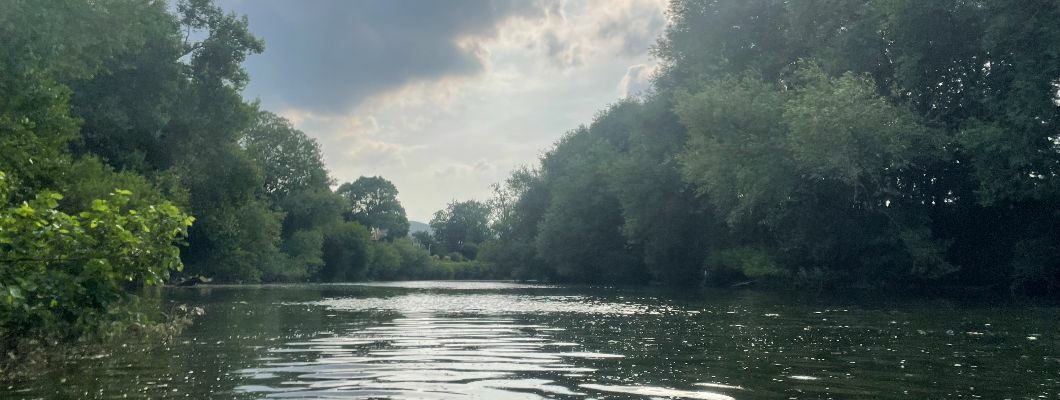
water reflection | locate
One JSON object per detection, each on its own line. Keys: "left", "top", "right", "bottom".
{"left": 236, "top": 314, "right": 605, "bottom": 398}
{"left": 2, "top": 281, "right": 1056, "bottom": 399}
{"left": 235, "top": 283, "right": 737, "bottom": 399}
{"left": 234, "top": 305, "right": 734, "bottom": 399}
{"left": 313, "top": 293, "right": 683, "bottom": 315}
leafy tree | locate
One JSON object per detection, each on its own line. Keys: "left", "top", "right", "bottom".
{"left": 0, "top": 0, "right": 205, "bottom": 354}
{"left": 675, "top": 75, "right": 794, "bottom": 224}
{"left": 430, "top": 200, "right": 492, "bottom": 259}
{"left": 241, "top": 111, "right": 331, "bottom": 201}
{"left": 487, "top": 167, "right": 539, "bottom": 239}
{"left": 388, "top": 239, "right": 433, "bottom": 278}
{"left": 277, "top": 189, "right": 346, "bottom": 237}
{"left": 480, "top": 166, "right": 555, "bottom": 280}
{"left": 483, "top": 0, "right": 1060, "bottom": 293}
{"left": 674, "top": 66, "right": 954, "bottom": 285}
{"left": 365, "top": 238, "right": 435, "bottom": 280}
{"left": 179, "top": 144, "right": 280, "bottom": 281}
{"left": 67, "top": 1, "right": 184, "bottom": 173}
{"left": 0, "top": 0, "right": 160, "bottom": 203}
{"left": 534, "top": 127, "right": 646, "bottom": 284}
{"left": 58, "top": 157, "right": 187, "bottom": 212}
{"left": 602, "top": 98, "right": 713, "bottom": 286}
{"left": 160, "top": 0, "right": 274, "bottom": 283}
{"left": 183, "top": 199, "right": 284, "bottom": 283}
{"left": 336, "top": 176, "right": 410, "bottom": 240}
{"left": 410, "top": 231, "right": 436, "bottom": 253}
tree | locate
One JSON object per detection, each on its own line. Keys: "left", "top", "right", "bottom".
{"left": 481, "top": 166, "right": 551, "bottom": 279}
{"left": 410, "top": 231, "right": 436, "bottom": 253}
{"left": 533, "top": 127, "right": 646, "bottom": 284}
{"left": 336, "top": 176, "right": 410, "bottom": 240}
{"left": 67, "top": 1, "right": 184, "bottom": 173}
{"left": 241, "top": 111, "right": 331, "bottom": 201}
{"left": 673, "top": 66, "right": 954, "bottom": 285}
{"left": 479, "top": 0, "right": 1060, "bottom": 293}
{"left": 278, "top": 189, "right": 345, "bottom": 236}
{"left": 0, "top": 0, "right": 164, "bottom": 203}
{"left": 161, "top": 0, "right": 273, "bottom": 283}
{"left": 602, "top": 98, "right": 713, "bottom": 286}
{"left": 430, "top": 200, "right": 491, "bottom": 259}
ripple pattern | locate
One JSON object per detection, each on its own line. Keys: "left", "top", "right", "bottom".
{"left": 236, "top": 314, "right": 617, "bottom": 398}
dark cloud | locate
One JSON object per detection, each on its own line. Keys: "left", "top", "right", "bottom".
{"left": 222, "top": 0, "right": 554, "bottom": 114}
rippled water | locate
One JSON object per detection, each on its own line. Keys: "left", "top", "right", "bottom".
{"left": 3, "top": 281, "right": 1057, "bottom": 399}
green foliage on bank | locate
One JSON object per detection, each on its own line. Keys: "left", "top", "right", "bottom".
{"left": 0, "top": 0, "right": 431, "bottom": 355}
{"left": 479, "top": 0, "right": 1060, "bottom": 295}
{"left": 0, "top": 171, "right": 193, "bottom": 351}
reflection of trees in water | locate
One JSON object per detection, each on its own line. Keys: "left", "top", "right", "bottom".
{"left": 7, "top": 285, "right": 1057, "bottom": 399}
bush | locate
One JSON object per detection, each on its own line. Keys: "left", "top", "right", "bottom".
{"left": 478, "top": 239, "right": 546, "bottom": 280}
{"left": 0, "top": 171, "right": 193, "bottom": 352}
{"left": 458, "top": 242, "right": 478, "bottom": 260}
{"left": 274, "top": 229, "right": 324, "bottom": 282}
{"left": 183, "top": 200, "right": 284, "bottom": 283}
{"left": 368, "top": 240, "right": 401, "bottom": 279}
{"left": 704, "top": 247, "right": 788, "bottom": 286}
{"left": 319, "top": 221, "right": 370, "bottom": 281}
{"left": 367, "top": 238, "right": 432, "bottom": 280}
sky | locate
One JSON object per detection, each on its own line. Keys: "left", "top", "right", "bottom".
{"left": 219, "top": 0, "right": 669, "bottom": 222}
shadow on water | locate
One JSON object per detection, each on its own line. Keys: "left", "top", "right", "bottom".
{"left": 3, "top": 281, "right": 1057, "bottom": 399}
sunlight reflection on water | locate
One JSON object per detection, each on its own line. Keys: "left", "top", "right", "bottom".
{"left": 342, "top": 280, "right": 554, "bottom": 290}
{"left": 234, "top": 314, "right": 697, "bottom": 399}
{"left": 238, "top": 286, "right": 719, "bottom": 399}
{"left": 311, "top": 293, "right": 686, "bottom": 315}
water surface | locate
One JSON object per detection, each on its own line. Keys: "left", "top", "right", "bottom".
{"left": 4, "top": 281, "right": 1057, "bottom": 399}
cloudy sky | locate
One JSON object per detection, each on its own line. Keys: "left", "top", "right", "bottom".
{"left": 220, "top": 0, "right": 669, "bottom": 221}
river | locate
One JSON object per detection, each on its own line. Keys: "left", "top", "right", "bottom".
{"left": 3, "top": 281, "right": 1057, "bottom": 399}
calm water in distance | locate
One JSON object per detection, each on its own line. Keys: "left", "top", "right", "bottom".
{"left": 3, "top": 281, "right": 1057, "bottom": 399}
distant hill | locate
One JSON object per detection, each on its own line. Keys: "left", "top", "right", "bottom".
{"left": 408, "top": 221, "right": 431, "bottom": 235}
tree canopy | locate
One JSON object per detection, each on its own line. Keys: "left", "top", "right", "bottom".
{"left": 430, "top": 200, "right": 492, "bottom": 260}
{"left": 479, "top": 0, "right": 1060, "bottom": 295}
{"left": 336, "top": 176, "right": 410, "bottom": 240}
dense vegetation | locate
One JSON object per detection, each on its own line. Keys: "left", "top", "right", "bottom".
{"left": 478, "top": 0, "right": 1060, "bottom": 295}
{"left": 0, "top": 0, "right": 451, "bottom": 356}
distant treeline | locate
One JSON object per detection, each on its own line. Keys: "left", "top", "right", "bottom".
{"left": 475, "top": 0, "right": 1060, "bottom": 295}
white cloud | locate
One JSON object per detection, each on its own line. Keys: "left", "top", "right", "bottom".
{"left": 233, "top": 0, "right": 669, "bottom": 221}
{"left": 618, "top": 63, "right": 658, "bottom": 97}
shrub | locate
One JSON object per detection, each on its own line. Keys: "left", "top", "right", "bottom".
{"left": 319, "top": 221, "right": 370, "bottom": 281}
{"left": 0, "top": 171, "right": 193, "bottom": 352}
{"left": 704, "top": 247, "right": 788, "bottom": 285}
